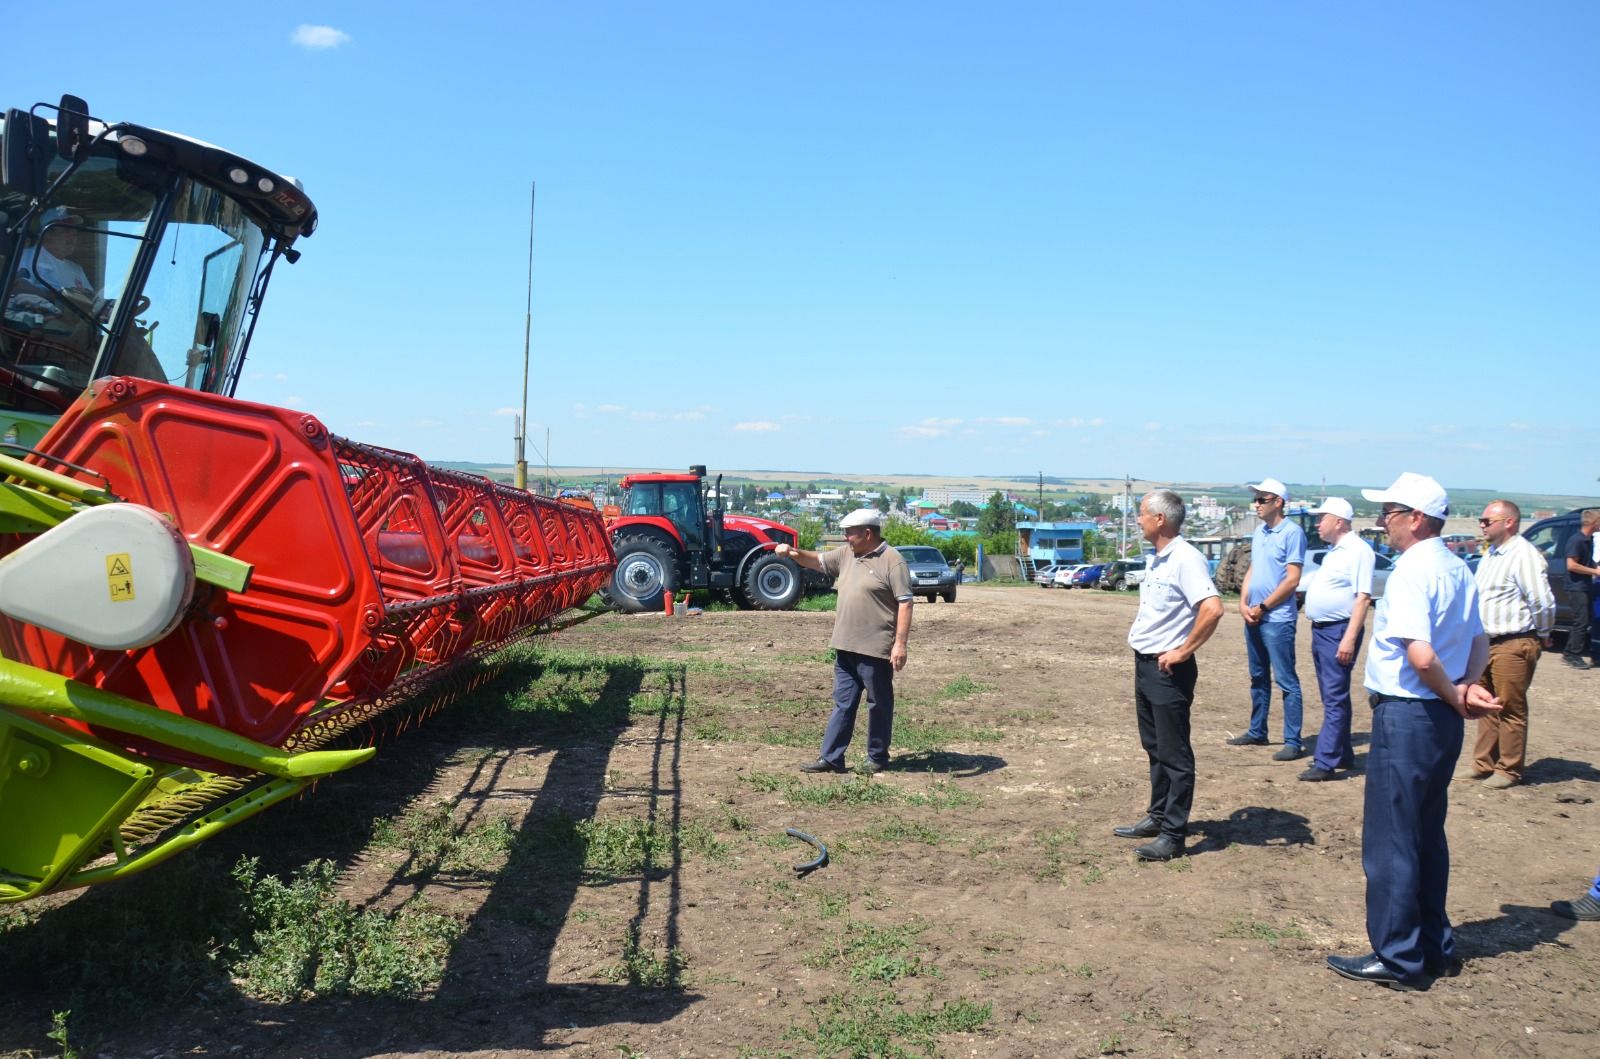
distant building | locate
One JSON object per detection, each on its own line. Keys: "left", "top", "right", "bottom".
{"left": 1190, "top": 494, "right": 1227, "bottom": 521}
{"left": 922, "top": 487, "right": 986, "bottom": 506}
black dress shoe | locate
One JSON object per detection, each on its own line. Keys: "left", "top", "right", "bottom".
{"left": 1272, "top": 745, "right": 1306, "bottom": 761}
{"left": 857, "top": 759, "right": 888, "bottom": 775}
{"left": 799, "top": 758, "right": 846, "bottom": 774}
{"left": 1113, "top": 816, "right": 1161, "bottom": 839}
{"left": 1562, "top": 656, "right": 1591, "bottom": 669}
{"left": 1226, "top": 734, "right": 1267, "bottom": 746}
{"left": 1134, "top": 835, "right": 1184, "bottom": 861}
{"left": 1325, "top": 953, "right": 1420, "bottom": 991}
{"left": 1298, "top": 766, "right": 1336, "bottom": 782}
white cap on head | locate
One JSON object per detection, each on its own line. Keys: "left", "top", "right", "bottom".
{"left": 1308, "top": 497, "right": 1354, "bottom": 521}
{"left": 1361, "top": 472, "right": 1449, "bottom": 519}
{"left": 1247, "top": 478, "right": 1289, "bottom": 501}
{"left": 839, "top": 508, "right": 883, "bottom": 530}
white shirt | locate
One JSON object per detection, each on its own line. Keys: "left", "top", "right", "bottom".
{"left": 1128, "top": 536, "right": 1220, "bottom": 654}
{"left": 1475, "top": 532, "right": 1555, "bottom": 638}
{"left": 1303, "top": 533, "right": 1375, "bottom": 623}
{"left": 1363, "top": 538, "right": 1484, "bottom": 699}
{"left": 17, "top": 244, "right": 93, "bottom": 295}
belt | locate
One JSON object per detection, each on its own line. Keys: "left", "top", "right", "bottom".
{"left": 1134, "top": 651, "right": 1161, "bottom": 662}
{"left": 1311, "top": 619, "right": 1348, "bottom": 629}
{"left": 1488, "top": 631, "right": 1538, "bottom": 645}
{"left": 1368, "top": 692, "right": 1442, "bottom": 708}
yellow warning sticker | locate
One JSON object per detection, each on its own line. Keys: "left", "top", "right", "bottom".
{"left": 106, "top": 553, "right": 135, "bottom": 603}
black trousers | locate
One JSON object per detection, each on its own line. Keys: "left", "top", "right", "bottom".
{"left": 1563, "top": 584, "right": 1592, "bottom": 659}
{"left": 1134, "top": 652, "right": 1199, "bottom": 839}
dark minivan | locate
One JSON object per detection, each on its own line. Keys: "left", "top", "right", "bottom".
{"left": 1522, "top": 509, "right": 1599, "bottom": 634}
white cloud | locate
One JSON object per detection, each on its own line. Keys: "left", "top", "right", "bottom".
{"left": 734, "top": 421, "right": 780, "bottom": 432}
{"left": 284, "top": 394, "right": 304, "bottom": 405}
{"left": 596, "top": 403, "right": 625, "bottom": 414}
{"left": 897, "top": 425, "right": 946, "bottom": 439}
{"left": 922, "top": 417, "right": 962, "bottom": 428}
{"left": 977, "top": 416, "right": 1033, "bottom": 427}
{"left": 1030, "top": 429, "right": 1049, "bottom": 438}
{"left": 1143, "top": 421, "right": 1162, "bottom": 432}
{"left": 1089, "top": 418, "right": 1105, "bottom": 428}
{"left": 292, "top": 25, "right": 351, "bottom": 50}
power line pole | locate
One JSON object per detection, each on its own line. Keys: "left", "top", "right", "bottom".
{"left": 515, "top": 181, "right": 536, "bottom": 491}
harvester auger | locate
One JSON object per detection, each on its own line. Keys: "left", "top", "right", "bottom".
{"left": 0, "top": 96, "right": 614, "bottom": 903}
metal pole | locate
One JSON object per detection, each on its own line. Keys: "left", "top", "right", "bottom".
{"left": 516, "top": 181, "right": 535, "bottom": 491}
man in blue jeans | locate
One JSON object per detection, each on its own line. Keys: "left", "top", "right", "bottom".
{"left": 1229, "top": 478, "right": 1308, "bottom": 761}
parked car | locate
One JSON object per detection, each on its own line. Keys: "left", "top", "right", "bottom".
{"left": 1070, "top": 563, "right": 1106, "bottom": 588}
{"left": 1052, "top": 563, "right": 1090, "bottom": 589}
{"left": 1522, "top": 510, "right": 1599, "bottom": 635}
{"left": 1100, "top": 558, "right": 1147, "bottom": 591}
{"left": 895, "top": 546, "right": 958, "bottom": 603}
{"left": 1032, "top": 562, "right": 1070, "bottom": 587}
{"left": 1294, "top": 547, "right": 1397, "bottom": 606}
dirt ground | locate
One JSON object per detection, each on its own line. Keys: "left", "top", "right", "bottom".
{"left": 4, "top": 585, "right": 1599, "bottom": 1058}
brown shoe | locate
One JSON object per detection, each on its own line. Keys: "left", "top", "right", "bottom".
{"left": 1481, "top": 772, "right": 1517, "bottom": 790}
{"left": 1455, "top": 769, "right": 1492, "bottom": 782}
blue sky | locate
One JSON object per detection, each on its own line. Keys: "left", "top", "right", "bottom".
{"left": 12, "top": 2, "right": 1597, "bottom": 494}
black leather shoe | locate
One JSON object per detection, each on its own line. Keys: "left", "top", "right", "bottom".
{"left": 1226, "top": 734, "right": 1267, "bottom": 746}
{"left": 1563, "top": 656, "right": 1591, "bottom": 669}
{"left": 1325, "top": 953, "right": 1421, "bottom": 991}
{"left": 1298, "top": 766, "right": 1336, "bottom": 782}
{"left": 1134, "top": 835, "right": 1184, "bottom": 861}
{"left": 1272, "top": 745, "right": 1306, "bottom": 761}
{"left": 799, "top": 758, "right": 846, "bottom": 774}
{"left": 857, "top": 759, "right": 888, "bottom": 775}
{"left": 1113, "top": 816, "right": 1161, "bottom": 839}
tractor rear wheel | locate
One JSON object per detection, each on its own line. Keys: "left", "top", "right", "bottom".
{"left": 610, "top": 534, "right": 679, "bottom": 613}
{"left": 743, "top": 552, "right": 803, "bottom": 610}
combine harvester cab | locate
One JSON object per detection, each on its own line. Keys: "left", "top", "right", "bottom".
{"left": 0, "top": 96, "right": 613, "bottom": 903}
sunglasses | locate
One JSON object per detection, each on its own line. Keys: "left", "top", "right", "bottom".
{"left": 1251, "top": 496, "right": 1277, "bottom": 505}
{"left": 1479, "top": 517, "right": 1507, "bottom": 527}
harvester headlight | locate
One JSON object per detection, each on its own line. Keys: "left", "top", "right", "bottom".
{"left": 119, "top": 136, "right": 148, "bottom": 157}
{"left": 256, "top": 176, "right": 275, "bottom": 193}
{"left": 228, "top": 167, "right": 249, "bottom": 184}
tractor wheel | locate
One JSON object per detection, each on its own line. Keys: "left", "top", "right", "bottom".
{"left": 743, "top": 552, "right": 804, "bottom": 610}
{"left": 610, "top": 534, "right": 679, "bottom": 613}
{"left": 729, "top": 585, "right": 755, "bottom": 609}
{"left": 942, "top": 586, "right": 957, "bottom": 603}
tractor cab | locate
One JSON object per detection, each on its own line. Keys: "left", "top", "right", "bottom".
{"left": 0, "top": 95, "right": 316, "bottom": 447}
{"left": 620, "top": 474, "right": 709, "bottom": 550}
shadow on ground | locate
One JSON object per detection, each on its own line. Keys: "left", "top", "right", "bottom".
{"left": 0, "top": 647, "right": 698, "bottom": 1056}
{"left": 1188, "top": 806, "right": 1315, "bottom": 855}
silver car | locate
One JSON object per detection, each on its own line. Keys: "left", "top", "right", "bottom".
{"left": 895, "top": 546, "right": 958, "bottom": 603}
{"left": 1295, "top": 547, "right": 1396, "bottom": 604}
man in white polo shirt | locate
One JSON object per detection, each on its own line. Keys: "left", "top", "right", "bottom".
{"left": 1326, "top": 473, "right": 1499, "bottom": 991}
{"left": 1300, "top": 497, "right": 1375, "bottom": 782}
{"left": 1114, "top": 490, "right": 1223, "bottom": 862}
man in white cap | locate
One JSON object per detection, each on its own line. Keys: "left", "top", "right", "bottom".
{"left": 776, "top": 508, "right": 913, "bottom": 774}
{"left": 1326, "top": 473, "right": 1499, "bottom": 991}
{"left": 1467, "top": 499, "right": 1554, "bottom": 789}
{"left": 1228, "top": 477, "right": 1308, "bottom": 760}
{"left": 1299, "top": 497, "right": 1375, "bottom": 782}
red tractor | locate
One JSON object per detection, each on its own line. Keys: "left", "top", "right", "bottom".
{"left": 603, "top": 466, "right": 806, "bottom": 612}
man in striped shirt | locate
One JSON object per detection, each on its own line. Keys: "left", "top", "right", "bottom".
{"left": 1468, "top": 500, "right": 1555, "bottom": 790}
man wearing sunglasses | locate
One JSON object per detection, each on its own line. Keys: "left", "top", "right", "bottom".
{"left": 1468, "top": 500, "right": 1554, "bottom": 790}
{"left": 1228, "top": 478, "right": 1307, "bottom": 760}
{"left": 1326, "top": 472, "right": 1498, "bottom": 990}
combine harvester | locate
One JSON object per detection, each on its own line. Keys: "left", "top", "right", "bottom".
{"left": 0, "top": 95, "right": 614, "bottom": 903}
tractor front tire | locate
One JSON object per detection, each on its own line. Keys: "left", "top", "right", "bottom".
{"left": 610, "top": 534, "right": 679, "bottom": 613}
{"left": 743, "top": 552, "right": 804, "bottom": 611}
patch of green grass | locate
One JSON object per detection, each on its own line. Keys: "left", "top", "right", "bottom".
{"left": 785, "top": 990, "right": 991, "bottom": 1058}
{"left": 1073, "top": 962, "right": 1095, "bottom": 978}
{"left": 1098, "top": 1030, "right": 1125, "bottom": 1054}
{"left": 858, "top": 816, "right": 945, "bottom": 846}
{"left": 1218, "top": 917, "right": 1309, "bottom": 948}
{"left": 370, "top": 800, "right": 518, "bottom": 875}
{"left": 787, "top": 777, "right": 899, "bottom": 808}
{"left": 513, "top": 812, "right": 677, "bottom": 880}
{"left": 892, "top": 715, "right": 1004, "bottom": 751}
{"left": 692, "top": 715, "right": 733, "bottom": 741}
{"left": 815, "top": 890, "right": 849, "bottom": 918}
{"left": 228, "top": 858, "right": 462, "bottom": 1001}
{"left": 796, "top": 593, "right": 838, "bottom": 612}
{"left": 900, "top": 780, "right": 981, "bottom": 810}
{"left": 937, "top": 675, "right": 991, "bottom": 699}
{"left": 679, "top": 820, "right": 735, "bottom": 864}
{"left": 47, "top": 1010, "right": 80, "bottom": 1059}
{"left": 597, "top": 924, "right": 686, "bottom": 988}
{"left": 806, "top": 920, "right": 932, "bottom": 984}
